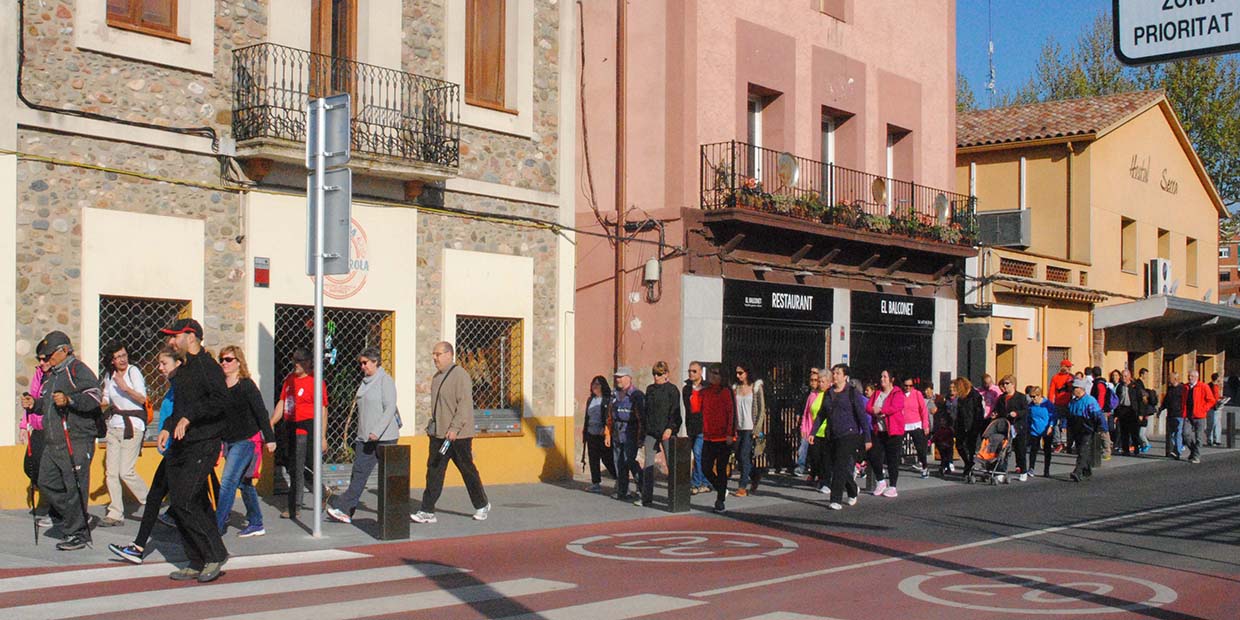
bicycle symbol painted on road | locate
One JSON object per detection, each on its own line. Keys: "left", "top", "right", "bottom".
{"left": 899, "top": 568, "right": 1177, "bottom": 615}
{"left": 566, "top": 531, "right": 798, "bottom": 563}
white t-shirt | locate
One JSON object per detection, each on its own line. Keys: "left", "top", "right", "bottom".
{"left": 104, "top": 365, "right": 148, "bottom": 431}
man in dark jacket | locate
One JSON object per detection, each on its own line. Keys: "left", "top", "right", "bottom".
{"left": 159, "top": 318, "right": 230, "bottom": 583}
{"left": 994, "top": 375, "right": 1030, "bottom": 480}
{"left": 607, "top": 366, "right": 645, "bottom": 501}
{"left": 639, "top": 361, "right": 682, "bottom": 507}
{"left": 20, "top": 331, "right": 102, "bottom": 551}
{"left": 1160, "top": 372, "right": 1185, "bottom": 459}
{"left": 681, "top": 362, "right": 710, "bottom": 494}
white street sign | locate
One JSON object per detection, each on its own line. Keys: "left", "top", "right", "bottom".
{"left": 1114, "top": 0, "right": 1240, "bottom": 65}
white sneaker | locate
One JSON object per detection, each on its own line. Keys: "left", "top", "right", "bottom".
{"left": 1017, "top": 473, "right": 1028, "bottom": 482}
{"left": 882, "top": 486, "right": 899, "bottom": 498}
{"left": 873, "top": 479, "right": 888, "bottom": 496}
{"left": 948, "top": 463, "right": 957, "bottom": 474}
{"left": 325, "top": 506, "right": 352, "bottom": 524}
{"left": 920, "top": 467, "right": 930, "bottom": 479}
{"left": 410, "top": 511, "right": 437, "bottom": 524}
{"left": 846, "top": 495, "right": 858, "bottom": 506}
{"left": 818, "top": 485, "right": 831, "bottom": 495}
{"left": 473, "top": 503, "right": 492, "bottom": 521}
{"left": 996, "top": 474, "right": 1006, "bottom": 484}
{"left": 827, "top": 502, "right": 843, "bottom": 510}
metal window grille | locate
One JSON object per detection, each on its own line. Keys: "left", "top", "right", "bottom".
{"left": 98, "top": 295, "right": 191, "bottom": 439}
{"left": 273, "top": 304, "right": 395, "bottom": 463}
{"left": 456, "top": 316, "right": 523, "bottom": 434}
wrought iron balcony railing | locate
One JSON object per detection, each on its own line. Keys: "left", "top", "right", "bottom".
{"left": 701, "top": 141, "right": 977, "bottom": 247}
{"left": 233, "top": 43, "right": 459, "bottom": 171}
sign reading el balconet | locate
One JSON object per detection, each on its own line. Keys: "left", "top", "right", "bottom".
{"left": 1114, "top": 0, "right": 1240, "bottom": 65}
{"left": 851, "top": 291, "right": 934, "bottom": 330}
{"left": 723, "top": 279, "right": 833, "bottom": 326}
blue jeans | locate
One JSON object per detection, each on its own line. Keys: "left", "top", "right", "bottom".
{"left": 612, "top": 440, "right": 641, "bottom": 497}
{"left": 735, "top": 430, "right": 754, "bottom": 487}
{"left": 796, "top": 437, "right": 809, "bottom": 470}
{"left": 216, "top": 439, "right": 262, "bottom": 532}
{"left": 332, "top": 439, "right": 396, "bottom": 514}
{"left": 691, "top": 434, "right": 710, "bottom": 488}
{"left": 1207, "top": 408, "right": 1223, "bottom": 444}
{"left": 1166, "top": 416, "right": 1183, "bottom": 456}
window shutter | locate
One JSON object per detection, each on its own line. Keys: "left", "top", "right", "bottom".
{"left": 466, "top": 0, "right": 507, "bottom": 110}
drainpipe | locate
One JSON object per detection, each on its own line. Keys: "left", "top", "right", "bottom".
{"left": 613, "top": 0, "right": 627, "bottom": 372}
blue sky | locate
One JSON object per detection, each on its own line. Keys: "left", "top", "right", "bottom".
{"left": 957, "top": 0, "right": 1112, "bottom": 108}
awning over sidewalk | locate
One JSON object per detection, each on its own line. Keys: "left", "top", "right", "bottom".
{"left": 1093, "top": 295, "right": 1240, "bottom": 336}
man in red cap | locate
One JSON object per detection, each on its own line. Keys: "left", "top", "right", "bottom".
{"left": 158, "top": 318, "right": 230, "bottom": 583}
{"left": 1048, "top": 360, "right": 1075, "bottom": 451}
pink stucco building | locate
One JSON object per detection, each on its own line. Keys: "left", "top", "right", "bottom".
{"left": 575, "top": 0, "right": 975, "bottom": 467}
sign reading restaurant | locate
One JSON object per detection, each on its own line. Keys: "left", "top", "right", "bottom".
{"left": 723, "top": 279, "right": 833, "bottom": 326}
{"left": 1113, "top": 0, "right": 1240, "bottom": 65}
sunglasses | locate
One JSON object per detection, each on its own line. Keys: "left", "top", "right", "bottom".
{"left": 36, "top": 355, "right": 49, "bottom": 362}
{"left": 219, "top": 356, "right": 237, "bottom": 363}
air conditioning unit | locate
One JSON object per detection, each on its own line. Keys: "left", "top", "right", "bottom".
{"left": 976, "top": 209, "right": 1031, "bottom": 247}
{"left": 1147, "top": 258, "right": 1172, "bottom": 296}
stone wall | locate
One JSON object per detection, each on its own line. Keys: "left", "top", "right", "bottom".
{"left": 414, "top": 193, "right": 560, "bottom": 417}
{"left": 18, "top": 1, "right": 267, "bottom": 141}
{"left": 13, "top": 129, "right": 246, "bottom": 390}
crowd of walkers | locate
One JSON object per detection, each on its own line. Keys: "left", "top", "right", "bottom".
{"left": 584, "top": 357, "right": 1234, "bottom": 512}
{"left": 19, "top": 321, "right": 488, "bottom": 584}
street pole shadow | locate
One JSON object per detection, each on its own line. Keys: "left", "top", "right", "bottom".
{"left": 405, "top": 558, "right": 544, "bottom": 618}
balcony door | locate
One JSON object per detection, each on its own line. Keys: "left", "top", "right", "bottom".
{"left": 310, "top": 0, "right": 358, "bottom": 99}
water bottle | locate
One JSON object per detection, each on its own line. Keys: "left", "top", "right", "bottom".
{"left": 439, "top": 438, "right": 451, "bottom": 455}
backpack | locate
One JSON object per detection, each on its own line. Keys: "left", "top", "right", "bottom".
{"left": 1106, "top": 387, "right": 1119, "bottom": 412}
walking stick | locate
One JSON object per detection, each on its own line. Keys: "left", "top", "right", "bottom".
{"left": 60, "top": 412, "right": 92, "bottom": 546}
{"left": 28, "top": 484, "right": 37, "bottom": 546}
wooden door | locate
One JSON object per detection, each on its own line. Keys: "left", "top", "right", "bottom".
{"left": 996, "top": 344, "right": 1016, "bottom": 385}
{"left": 310, "top": 0, "right": 358, "bottom": 99}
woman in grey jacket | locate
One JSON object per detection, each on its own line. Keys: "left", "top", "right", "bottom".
{"left": 326, "top": 347, "right": 400, "bottom": 523}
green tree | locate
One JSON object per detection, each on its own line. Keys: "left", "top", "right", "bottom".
{"left": 957, "top": 73, "right": 977, "bottom": 112}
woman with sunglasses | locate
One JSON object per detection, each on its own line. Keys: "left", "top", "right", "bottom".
{"left": 900, "top": 378, "right": 931, "bottom": 479}
{"left": 215, "top": 346, "right": 276, "bottom": 536}
{"left": 993, "top": 374, "right": 1030, "bottom": 482}
{"left": 732, "top": 363, "right": 767, "bottom": 496}
{"left": 327, "top": 348, "right": 401, "bottom": 524}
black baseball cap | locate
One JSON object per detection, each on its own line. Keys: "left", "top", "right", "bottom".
{"left": 159, "top": 318, "right": 204, "bottom": 340}
{"left": 36, "top": 331, "right": 72, "bottom": 357}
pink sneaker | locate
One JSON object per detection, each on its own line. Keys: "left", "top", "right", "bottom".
{"left": 882, "top": 486, "right": 899, "bottom": 498}
{"left": 872, "top": 479, "right": 888, "bottom": 496}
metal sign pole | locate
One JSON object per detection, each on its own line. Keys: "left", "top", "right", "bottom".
{"left": 312, "top": 98, "right": 326, "bottom": 539}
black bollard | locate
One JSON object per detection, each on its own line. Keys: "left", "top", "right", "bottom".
{"left": 667, "top": 437, "right": 691, "bottom": 512}
{"left": 1228, "top": 409, "right": 1235, "bottom": 449}
{"left": 377, "top": 444, "right": 410, "bottom": 540}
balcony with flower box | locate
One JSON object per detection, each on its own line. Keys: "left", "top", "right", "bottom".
{"left": 699, "top": 141, "right": 978, "bottom": 259}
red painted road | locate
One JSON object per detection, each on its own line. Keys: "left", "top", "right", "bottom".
{"left": 2, "top": 513, "right": 1235, "bottom": 619}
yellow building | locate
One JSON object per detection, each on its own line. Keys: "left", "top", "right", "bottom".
{"left": 956, "top": 91, "right": 1230, "bottom": 391}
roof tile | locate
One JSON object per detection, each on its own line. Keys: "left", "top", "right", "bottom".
{"left": 957, "top": 90, "right": 1165, "bottom": 148}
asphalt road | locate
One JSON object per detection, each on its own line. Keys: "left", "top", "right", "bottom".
{"left": 2, "top": 450, "right": 1237, "bottom": 619}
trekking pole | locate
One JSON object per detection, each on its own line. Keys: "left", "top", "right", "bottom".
{"left": 59, "top": 412, "right": 92, "bottom": 546}
{"left": 28, "top": 484, "right": 37, "bottom": 546}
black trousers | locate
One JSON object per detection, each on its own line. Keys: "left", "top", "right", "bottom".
{"left": 421, "top": 437, "right": 488, "bottom": 512}
{"left": 906, "top": 428, "right": 929, "bottom": 469}
{"left": 1118, "top": 413, "right": 1141, "bottom": 455}
{"left": 135, "top": 458, "right": 168, "bottom": 548}
{"left": 166, "top": 439, "right": 227, "bottom": 569}
{"left": 287, "top": 433, "right": 317, "bottom": 516}
{"left": 867, "top": 432, "right": 904, "bottom": 487}
{"left": 1009, "top": 421, "right": 1028, "bottom": 473}
{"left": 827, "top": 434, "right": 862, "bottom": 503}
{"left": 37, "top": 436, "right": 94, "bottom": 539}
{"left": 1028, "top": 432, "right": 1054, "bottom": 476}
{"left": 812, "top": 437, "right": 832, "bottom": 487}
{"left": 1071, "top": 430, "right": 1095, "bottom": 479}
{"left": 585, "top": 432, "right": 616, "bottom": 484}
{"left": 956, "top": 429, "right": 979, "bottom": 473}
{"left": 701, "top": 440, "right": 732, "bottom": 506}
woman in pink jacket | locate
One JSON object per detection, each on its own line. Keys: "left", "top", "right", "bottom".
{"left": 866, "top": 370, "right": 906, "bottom": 498}
{"left": 901, "top": 378, "right": 932, "bottom": 479}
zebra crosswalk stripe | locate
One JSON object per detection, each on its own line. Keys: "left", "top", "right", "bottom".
{"left": 495, "top": 593, "right": 707, "bottom": 620}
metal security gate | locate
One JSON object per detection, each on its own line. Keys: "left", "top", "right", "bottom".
{"left": 273, "top": 304, "right": 394, "bottom": 463}
{"left": 723, "top": 322, "right": 827, "bottom": 471}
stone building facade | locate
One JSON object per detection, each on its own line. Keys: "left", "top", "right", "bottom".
{"left": 0, "top": 0, "right": 577, "bottom": 509}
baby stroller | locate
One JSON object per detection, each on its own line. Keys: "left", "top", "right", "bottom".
{"left": 967, "top": 416, "right": 1013, "bottom": 485}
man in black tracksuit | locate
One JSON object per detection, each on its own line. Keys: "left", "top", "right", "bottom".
{"left": 20, "top": 331, "right": 102, "bottom": 551}
{"left": 159, "top": 318, "right": 230, "bottom": 583}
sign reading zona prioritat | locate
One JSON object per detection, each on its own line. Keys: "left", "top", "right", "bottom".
{"left": 566, "top": 531, "right": 797, "bottom": 563}
{"left": 898, "top": 568, "right": 1177, "bottom": 615}
{"left": 723, "top": 279, "right": 833, "bottom": 327}
{"left": 1113, "top": 0, "right": 1240, "bottom": 65}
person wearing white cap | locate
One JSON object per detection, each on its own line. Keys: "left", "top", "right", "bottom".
{"left": 606, "top": 366, "right": 645, "bottom": 501}
{"left": 1067, "top": 378, "right": 1105, "bottom": 482}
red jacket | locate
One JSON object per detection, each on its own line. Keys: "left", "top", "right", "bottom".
{"left": 867, "top": 388, "right": 907, "bottom": 436}
{"left": 1049, "top": 372, "right": 1074, "bottom": 408}
{"left": 1182, "top": 381, "right": 1218, "bottom": 419}
{"left": 699, "top": 384, "right": 736, "bottom": 442}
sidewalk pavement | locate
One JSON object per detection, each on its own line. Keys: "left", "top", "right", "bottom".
{"left": 0, "top": 444, "right": 1230, "bottom": 570}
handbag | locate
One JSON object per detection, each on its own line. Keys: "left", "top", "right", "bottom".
{"left": 654, "top": 447, "right": 669, "bottom": 476}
